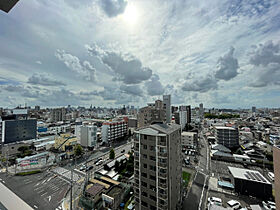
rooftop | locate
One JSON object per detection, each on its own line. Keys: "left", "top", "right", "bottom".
{"left": 228, "top": 166, "right": 271, "bottom": 184}
{"left": 150, "top": 123, "right": 181, "bottom": 134}
{"left": 215, "top": 126, "right": 236, "bottom": 130}
{"left": 86, "top": 183, "right": 104, "bottom": 197}
{"left": 106, "top": 185, "right": 123, "bottom": 199}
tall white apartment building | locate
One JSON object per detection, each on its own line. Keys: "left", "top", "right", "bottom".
{"left": 75, "top": 125, "right": 97, "bottom": 147}
{"left": 181, "top": 132, "right": 198, "bottom": 149}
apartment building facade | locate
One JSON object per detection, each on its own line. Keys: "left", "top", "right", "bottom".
{"left": 101, "top": 121, "right": 128, "bottom": 143}
{"left": 181, "top": 131, "right": 198, "bottom": 149}
{"left": 134, "top": 123, "right": 182, "bottom": 210}
{"left": 50, "top": 108, "right": 66, "bottom": 122}
{"left": 215, "top": 126, "right": 239, "bottom": 149}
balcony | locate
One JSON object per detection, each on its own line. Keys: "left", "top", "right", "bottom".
{"left": 134, "top": 182, "right": 139, "bottom": 188}
{"left": 158, "top": 172, "right": 167, "bottom": 178}
{"left": 158, "top": 202, "right": 168, "bottom": 209}
{"left": 158, "top": 182, "right": 167, "bottom": 188}
{"left": 158, "top": 152, "right": 167, "bottom": 158}
{"left": 158, "top": 141, "right": 166, "bottom": 146}
{"left": 159, "top": 193, "right": 167, "bottom": 199}
{"left": 158, "top": 162, "right": 167, "bottom": 168}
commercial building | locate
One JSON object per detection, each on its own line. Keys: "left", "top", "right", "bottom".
{"left": 1, "top": 119, "right": 37, "bottom": 144}
{"left": 134, "top": 123, "right": 182, "bottom": 210}
{"left": 54, "top": 134, "right": 77, "bottom": 153}
{"left": 50, "top": 108, "right": 66, "bottom": 122}
{"left": 76, "top": 125, "right": 98, "bottom": 148}
{"left": 138, "top": 100, "right": 166, "bottom": 128}
{"left": 215, "top": 126, "right": 239, "bottom": 149}
{"left": 228, "top": 166, "right": 272, "bottom": 200}
{"left": 0, "top": 0, "right": 19, "bottom": 13}
{"left": 199, "top": 103, "right": 204, "bottom": 118}
{"left": 186, "top": 106, "right": 191, "bottom": 124}
{"left": 163, "top": 95, "right": 171, "bottom": 123}
{"left": 181, "top": 132, "right": 197, "bottom": 149}
{"left": 101, "top": 121, "right": 128, "bottom": 143}
{"left": 273, "top": 145, "right": 280, "bottom": 210}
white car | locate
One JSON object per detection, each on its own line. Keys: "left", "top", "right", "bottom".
{"left": 227, "top": 200, "right": 241, "bottom": 209}
{"left": 262, "top": 201, "right": 276, "bottom": 210}
{"left": 96, "top": 159, "right": 104, "bottom": 166}
{"left": 208, "top": 197, "right": 222, "bottom": 206}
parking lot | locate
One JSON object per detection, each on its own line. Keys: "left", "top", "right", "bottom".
{"left": 0, "top": 171, "right": 69, "bottom": 210}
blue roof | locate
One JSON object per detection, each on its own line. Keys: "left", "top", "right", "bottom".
{"left": 218, "top": 181, "right": 234, "bottom": 189}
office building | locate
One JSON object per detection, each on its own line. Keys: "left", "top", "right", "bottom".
{"left": 252, "top": 106, "right": 256, "bottom": 113}
{"left": 137, "top": 100, "right": 166, "bottom": 128}
{"left": 182, "top": 132, "right": 198, "bottom": 149}
{"left": 186, "top": 106, "right": 191, "bottom": 124}
{"left": 199, "top": 103, "right": 204, "bottom": 118}
{"left": 273, "top": 145, "right": 280, "bottom": 210}
{"left": 0, "top": 0, "right": 19, "bottom": 13}
{"left": 50, "top": 108, "right": 66, "bottom": 122}
{"left": 2, "top": 119, "right": 37, "bottom": 144}
{"left": 163, "top": 95, "right": 171, "bottom": 123}
{"left": 134, "top": 123, "right": 182, "bottom": 210}
{"left": 215, "top": 126, "right": 239, "bottom": 149}
{"left": 101, "top": 121, "right": 128, "bottom": 143}
{"left": 76, "top": 125, "right": 98, "bottom": 148}
{"left": 228, "top": 166, "right": 272, "bottom": 200}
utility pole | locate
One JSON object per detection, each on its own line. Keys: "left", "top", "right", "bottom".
{"left": 70, "top": 158, "right": 73, "bottom": 210}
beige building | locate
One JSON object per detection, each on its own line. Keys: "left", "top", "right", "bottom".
{"left": 54, "top": 133, "right": 77, "bottom": 154}
{"left": 137, "top": 100, "right": 166, "bottom": 128}
{"left": 181, "top": 132, "right": 198, "bottom": 149}
{"left": 134, "top": 123, "right": 182, "bottom": 210}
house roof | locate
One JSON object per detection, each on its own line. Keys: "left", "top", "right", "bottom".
{"left": 86, "top": 183, "right": 104, "bottom": 197}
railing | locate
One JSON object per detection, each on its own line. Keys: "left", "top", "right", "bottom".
{"left": 158, "top": 182, "right": 167, "bottom": 188}
{"left": 158, "top": 172, "right": 167, "bottom": 178}
{"left": 158, "top": 202, "right": 168, "bottom": 209}
{"left": 158, "top": 152, "right": 167, "bottom": 157}
{"left": 158, "top": 193, "right": 167, "bottom": 199}
{"left": 158, "top": 141, "right": 166, "bottom": 146}
{"left": 158, "top": 162, "right": 167, "bottom": 168}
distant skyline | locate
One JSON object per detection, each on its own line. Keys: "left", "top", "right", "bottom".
{"left": 0, "top": 0, "right": 280, "bottom": 108}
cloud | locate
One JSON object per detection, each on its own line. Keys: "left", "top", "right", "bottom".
{"left": 145, "top": 74, "right": 164, "bottom": 96}
{"left": 99, "top": 0, "right": 127, "bottom": 17}
{"left": 249, "top": 40, "right": 280, "bottom": 67}
{"left": 120, "top": 84, "right": 143, "bottom": 96}
{"left": 36, "top": 61, "right": 42, "bottom": 65}
{"left": 181, "top": 74, "right": 218, "bottom": 92}
{"left": 215, "top": 47, "right": 239, "bottom": 81}
{"left": 86, "top": 44, "right": 153, "bottom": 84}
{"left": 27, "top": 73, "right": 66, "bottom": 86}
{"left": 55, "top": 49, "right": 96, "bottom": 81}
{"left": 248, "top": 40, "right": 280, "bottom": 88}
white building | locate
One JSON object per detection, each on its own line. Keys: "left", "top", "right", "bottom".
{"left": 76, "top": 125, "right": 97, "bottom": 147}
{"left": 182, "top": 132, "right": 198, "bottom": 149}
{"left": 179, "top": 111, "right": 187, "bottom": 130}
{"left": 101, "top": 121, "right": 128, "bottom": 143}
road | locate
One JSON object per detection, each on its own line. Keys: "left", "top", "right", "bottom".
{"left": 183, "top": 129, "right": 210, "bottom": 210}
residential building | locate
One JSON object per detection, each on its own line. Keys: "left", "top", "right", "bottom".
{"left": 199, "top": 103, "right": 204, "bottom": 118}
{"left": 134, "top": 123, "right": 182, "bottom": 210}
{"left": 163, "top": 95, "right": 171, "bottom": 123}
{"left": 252, "top": 106, "right": 256, "bottom": 113}
{"left": 50, "top": 108, "right": 66, "bottom": 122}
{"left": 174, "top": 111, "right": 187, "bottom": 130}
{"left": 76, "top": 125, "right": 98, "bottom": 148}
{"left": 273, "top": 145, "right": 280, "bottom": 210}
{"left": 2, "top": 119, "right": 37, "bottom": 144}
{"left": 181, "top": 132, "right": 198, "bottom": 149}
{"left": 215, "top": 126, "right": 239, "bottom": 149}
{"left": 186, "top": 105, "right": 191, "bottom": 124}
{"left": 101, "top": 121, "right": 128, "bottom": 143}
{"left": 137, "top": 100, "right": 166, "bottom": 128}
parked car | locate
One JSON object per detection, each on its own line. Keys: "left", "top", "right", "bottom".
{"left": 208, "top": 197, "right": 222, "bottom": 206}
{"left": 79, "top": 165, "right": 86, "bottom": 171}
{"left": 184, "top": 158, "right": 190, "bottom": 165}
{"left": 262, "top": 201, "right": 276, "bottom": 210}
{"left": 227, "top": 200, "right": 241, "bottom": 209}
{"left": 85, "top": 165, "right": 93, "bottom": 172}
{"left": 96, "top": 160, "right": 104, "bottom": 166}
{"left": 94, "top": 157, "right": 102, "bottom": 164}
{"left": 121, "top": 149, "right": 125, "bottom": 153}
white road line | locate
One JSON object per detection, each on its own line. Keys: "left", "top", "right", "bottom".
{"left": 41, "top": 192, "right": 48, "bottom": 197}
{"left": 37, "top": 190, "right": 45, "bottom": 194}
{"left": 198, "top": 175, "right": 208, "bottom": 210}
{"left": 33, "top": 205, "right": 38, "bottom": 209}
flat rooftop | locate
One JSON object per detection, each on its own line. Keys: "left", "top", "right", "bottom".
{"left": 228, "top": 166, "right": 271, "bottom": 184}
{"left": 215, "top": 126, "right": 235, "bottom": 130}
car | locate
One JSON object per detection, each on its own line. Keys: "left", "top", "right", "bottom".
{"left": 94, "top": 157, "right": 102, "bottom": 164}
{"left": 85, "top": 165, "right": 93, "bottom": 172}
{"left": 121, "top": 149, "right": 125, "bottom": 153}
{"left": 96, "top": 160, "right": 104, "bottom": 166}
{"left": 79, "top": 165, "right": 86, "bottom": 171}
{"left": 227, "top": 200, "right": 241, "bottom": 209}
{"left": 184, "top": 158, "right": 190, "bottom": 165}
{"left": 208, "top": 197, "right": 222, "bottom": 206}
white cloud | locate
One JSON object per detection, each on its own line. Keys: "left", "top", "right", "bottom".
{"left": 27, "top": 73, "right": 66, "bottom": 86}
{"left": 145, "top": 74, "right": 164, "bottom": 96}
{"left": 99, "top": 0, "right": 127, "bottom": 17}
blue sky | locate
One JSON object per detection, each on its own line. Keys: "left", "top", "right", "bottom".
{"left": 0, "top": 0, "right": 280, "bottom": 108}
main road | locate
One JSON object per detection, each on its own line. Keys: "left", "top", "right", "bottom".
{"left": 183, "top": 128, "right": 210, "bottom": 210}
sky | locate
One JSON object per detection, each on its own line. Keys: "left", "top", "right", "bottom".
{"left": 0, "top": 0, "right": 280, "bottom": 109}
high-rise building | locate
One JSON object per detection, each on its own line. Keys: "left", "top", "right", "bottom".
{"left": 252, "top": 106, "right": 256, "bottom": 113}
{"left": 186, "top": 105, "right": 191, "bottom": 124}
{"left": 273, "top": 145, "right": 280, "bottom": 210}
{"left": 137, "top": 100, "right": 166, "bottom": 128}
{"left": 174, "top": 111, "right": 187, "bottom": 130}
{"left": 179, "top": 106, "right": 187, "bottom": 111}
{"left": 133, "top": 123, "right": 182, "bottom": 210}
{"left": 163, "top": 95, "right": 171, "bottom": 123}
{"left": 215, "top": 126, "right": 239, "bottom": 149}
{"left": 0, "top": 0, "right": 19, "bottom": 13}
{"left": 199, "top": 103, "right": 204, "bottom": 118}
{"left": 76, "top": 125, "right": 98, "bottom": 147}
{"left": 35, "top": 106, "right": 40, "bottom": 111}
{"left": 50, "top": 108, "right": 66, "bottom": 122}
{"left": 101, "top": 121, "right": 128, "bottom": 143}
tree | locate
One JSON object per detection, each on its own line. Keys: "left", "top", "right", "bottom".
{"left": 109, "top": 149, "right": 115, "bottom": 159}
{"left": 115, "top": 160, "right": 120, "bottom": 172}
{"left": 18, "top": 146, "right": 29, "bottom": 154}
{"left": 74, "top": 144, "right": 83, "bottom": 157}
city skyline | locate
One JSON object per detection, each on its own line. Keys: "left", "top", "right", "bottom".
{"left": 0, "top": 0, "right": 280, "bottom": 108}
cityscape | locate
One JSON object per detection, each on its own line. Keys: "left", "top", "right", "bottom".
{"left": 0, "top": 1, "right": 280, "bottom": 210}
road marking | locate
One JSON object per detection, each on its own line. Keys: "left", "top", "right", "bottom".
{"left": 48, "top": 195, "right": 52, "bottom": 201}
{"left": 37, "top": 189, "right": 45, "bottom": 194}
{"left": 198, "top": 174, "right": 208, "bottom": 210}
{"left": 33, "top": 205, "right": 38, "bottom": 209}
{"left": 41, "top": 192, "right": 48, "bottom": 197}
{"left": 2, "top": 180, "right": 5, "bottom": 183}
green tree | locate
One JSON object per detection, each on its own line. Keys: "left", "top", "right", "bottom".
{"left": 109, "top": 149, "right": 115, "bottom": 159}
{"left": 18, "top": 146, "right": 29, "bottom": 154}
{"left": 115, "top": 160, "right": 120, "bottom": 172}
{"left": 74, "top": 144, "right": 83, "bottom": 157}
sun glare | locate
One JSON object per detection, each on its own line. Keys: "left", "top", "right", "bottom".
{"left": 122, "top": 4, "right": 138, "bottom": 25}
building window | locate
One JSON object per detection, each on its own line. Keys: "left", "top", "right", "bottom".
{"left": 142, "top": 201, "right": 148, "bottom": 207}
{"left": 143, "top": 144, "right": 147, "bottom": 149}
{"left": 149, "top": 195, "right": 157, "bottom": 201}
{"left": 150, "top": 185, "right": 156, "bottom": 192}
{"left": 141, "top": 181, "right": 147, "bottom": 187}
{"left": 149, "top": 165, "right": 156, "bottom": 171}
{"left": 141, "top": 172, "right": 147, "bottom": 178}
{"left": 150, "top": 156, "right": 156, "bottom": 161}
{"left": 143, "top": 154, "right": 147, "bottom": 159}
{"left": 150, "top": 205, "right": 156, "bottom": 210}
{"left": 144, "top": 135, "right": 148, "bottom": 140}
{"left": 150, "top": 145, "right": 155, "bottom": 151}
{"left": 150, "top": 175, "right": 156, "bottom": 181}
{"left": 143, "top": 163, "right": 147, "bottom": 168}
{"left": 141, "top": 191, "right": 148, "bottom": 197}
